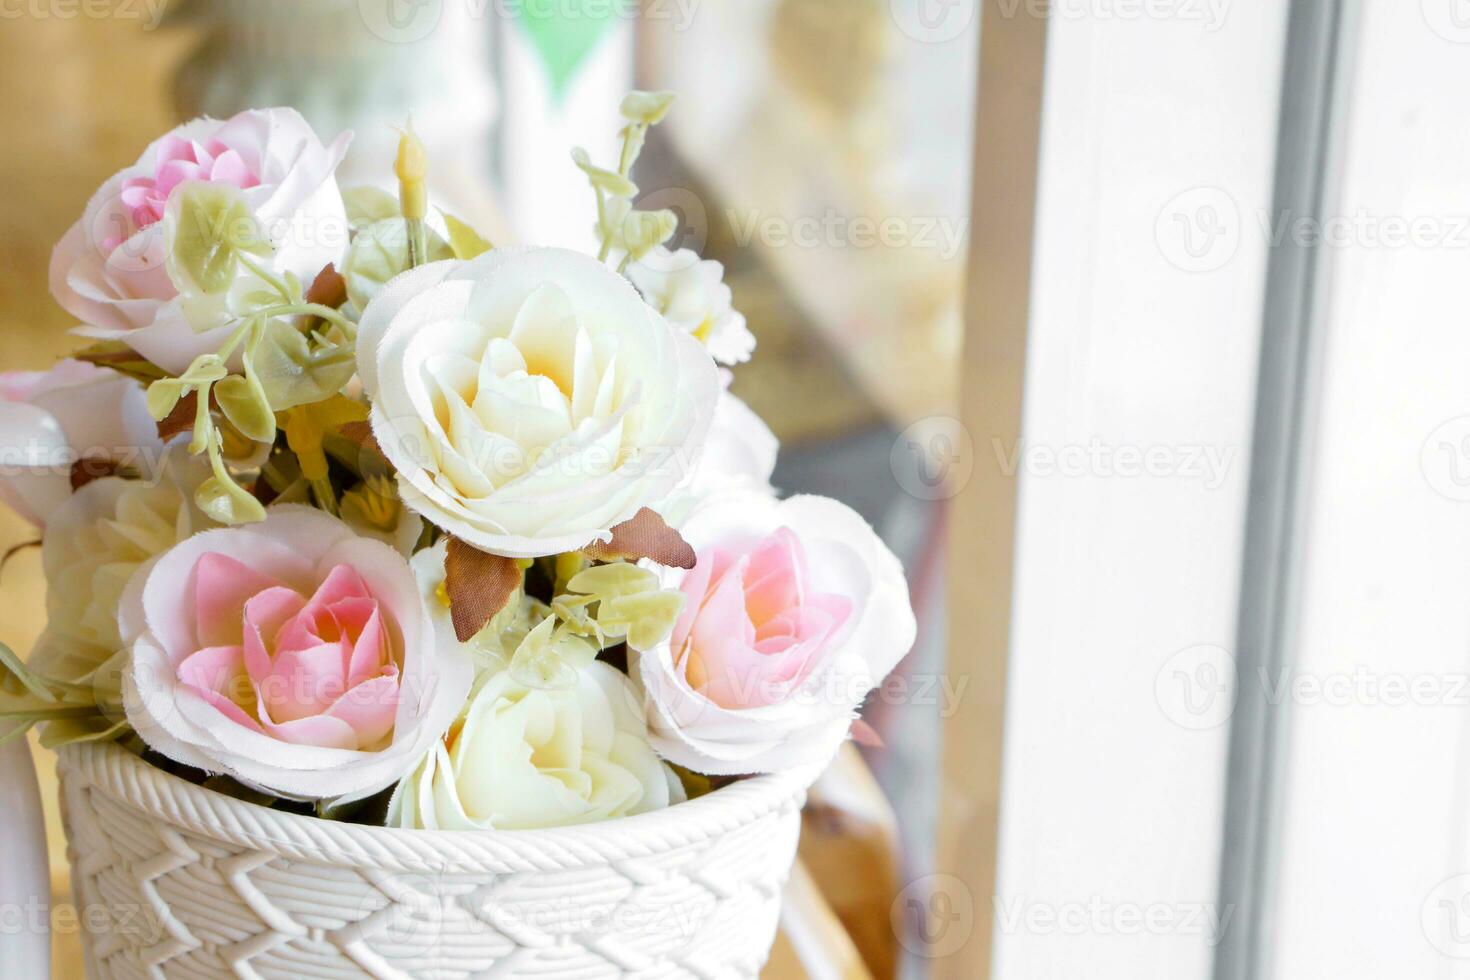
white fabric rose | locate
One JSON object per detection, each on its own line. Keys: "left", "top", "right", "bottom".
{"left": 629, "top": 246, "right": 755, "bottom": 365}
{"left": 655, "top": 389, "right": 778, "bottom": 528}
{"left": 49, "top": 108, "right": 350, "bottom": 374}
{"left": 634, "top": 492, "right": 915, "bottom": 775}
{"left": 388, "top": 660, "right": 684, "bottom": 830}
{"left": 357, "top": 247, "right": 720, "bottom": 558}
{"left": 121, "top": 507, "right": 473, "bottom": 803}
{"left": 0, "top": 360, "right": 163, "bottom": 527}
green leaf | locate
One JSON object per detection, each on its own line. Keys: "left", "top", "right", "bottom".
{"left": 145, "top": 378, "right": 187, "bottom": 422}
{"left": 72, "top": 341, "right": 168, "bottom": 384}
{"left": 177, "top": 353, "right": 229, "bottom": 387}
{"left": 214, "top": 374, "right": 276, "bottom": 443}
{"left": 165, "top": 182, "right": 273, "bottom": 296}
{"left": 0, "top": 642, "right": 56, "bottom": 703}
{"left": 571, "top": 147, "right": 638, "bottom": 198}
{"left": 507, "top": 618, "right": 596, "bottom": 691}
{"left": 343, "top": 185, "right": 402, "bottom": 230}
{"left": 343, "top": 218, "right": 453, "bottom": 313}
{"left": 442, "top": 212, "right": 493, "bottom": 260}
{"left": 566, "top": 562, "right": 659, "bottom": 599}
{"left": 195, "top": 474, "right": 266, "bottom": 525}
{"left": 620, "top": 91, "right": 675, "bottom": 125}
{"left": 619, "top": 209, "right": 678, "bottom": 260}
{"left": 39, "top": 717, "right": 130, "bottom": 750}
{"left": 212, "top": 324, "right": 279, "bottom": 444}
{"left": 599, "top": 590, "right": 685, "bottom": 651}
{"left": 196, "top": 430, "right": 266, "bottom": 525}
{"left": 252, "top": 321, "right": 357, "bottom": 412}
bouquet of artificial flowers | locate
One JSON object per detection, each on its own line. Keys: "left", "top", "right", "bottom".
{"left": 0, "top": 95, "right": 915, "bottom": 835}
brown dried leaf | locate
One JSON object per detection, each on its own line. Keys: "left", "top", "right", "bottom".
{"left": 584, "top": 508, "right": 697, "bottom": 569}
{"left": 70, "top": 456, "right": 124, "bottom": 491}
{"left": 338, "top": 420, "right": 380, "bottom": 455}
{"left": 156, "top": 391, "right": 200, "bottom": 442}
{"left": 306, "top": 263, "right": 348, "bottom": 310}
{"left": 444, "top": 537, "right": 522, "bottom": 643}
{"left": 72, "top": 341, "right": 168, "bottom": 384}
{"left": 850, "top": 718, "right": 885, "bottom": 749}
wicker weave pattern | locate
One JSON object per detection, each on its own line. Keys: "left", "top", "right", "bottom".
{"left": 57, "top": 743, "right": 808, "bottom": 979}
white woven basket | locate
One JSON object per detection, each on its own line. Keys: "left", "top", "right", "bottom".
{"left": 56, "top": 742, "right": 809, "bottom": 979}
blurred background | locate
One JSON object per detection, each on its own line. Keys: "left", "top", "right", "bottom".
{"left": 0, "top": 1, "right": 976, "bottom": 977}
{"left": 9, "top": 2, "right": 1470, "bottom": 979}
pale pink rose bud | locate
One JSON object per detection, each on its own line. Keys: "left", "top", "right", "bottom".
{"left": 634, "top": 492, "right": 916, "bottom": 776}
{"left": 49, "top": 108, "right": 351, "bottom": 374}
{"left": 122, "top": 507, "right": 472, "bottom": 803}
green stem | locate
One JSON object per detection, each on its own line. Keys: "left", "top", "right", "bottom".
{"left": 405, "top": 216, "right": 428, "bottom": 270}
{"left": 237, "top": 253, "right": 295, "bottom": 305}
{"left": 595, "top": 187, "right": 613, "bottom": 264}
{"left": 253, "top": 303, "right": 357, "bottom": 337}
{"left": 617, "top": 123, "right": 644, "bottom": 176}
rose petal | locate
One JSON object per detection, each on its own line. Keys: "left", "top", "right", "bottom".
{"left": 193, "top": 552, "right": 286, "bottom": 649}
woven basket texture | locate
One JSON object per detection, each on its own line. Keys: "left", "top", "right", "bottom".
{"left": 57, "top": 742, "right": 808, "bottom": 979}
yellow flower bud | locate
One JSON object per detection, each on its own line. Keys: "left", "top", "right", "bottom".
{"left": 620, "top": 90, "right": 676, "bottom": 125}
{"left": 395, "top": 123, "right": 429, "bottom": 221}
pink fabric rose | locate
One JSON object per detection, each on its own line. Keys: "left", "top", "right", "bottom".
{"left": 672, "top": 527, "right": 852, "bottom": 709}
{"left": 0, "top": 359, "right": 162, "bottom": 526}
{"left": 635, "top": 492, "right": 916, "bottom": 776}
{"left": 176, "top": 559, "right": 401, "bottom": 751}
{"left": 116, "top": 134, "right": 259, "bottom": 236}
{"left": 50, "top": 108, "right": 351, "bottom": 374}
{"left": 122, "top": 507, "right": 472, "bottom": 802}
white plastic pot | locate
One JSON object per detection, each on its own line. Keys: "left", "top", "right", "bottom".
{"left": 55, "top": 741, "right": 808, "bottom": 979}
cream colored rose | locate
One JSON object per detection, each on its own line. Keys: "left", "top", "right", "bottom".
{"left": 29, "top": 456, "right": 213, "bottom": 687}
{"left": 629, "top": 246, "right": 755, "bottom": 365}
{"left": 387, "top": 660, "right": 684, "bottom": 830}
{"left": 357, "top": 247, "right": 720, "bottom": 558}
